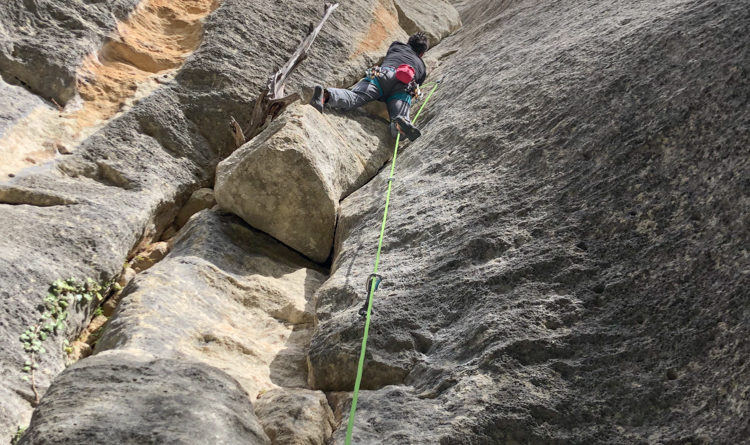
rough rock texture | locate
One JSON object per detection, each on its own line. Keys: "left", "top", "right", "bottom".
{"left": 0, "top": 0, "right": 454, "bottom": 438}
{"left": 310, "top": 0, "right": 750, "bottom": 443}
{"left": 394, "top": 0, "right": 461, "bottom": 46}
{"left": 216, "top": 104, "right": 393, "bottom": 263}
{"left": 0, "top": 0, "right": 140, "bottom": 104}
{"left": 5, "top": 0, "right": 745, "bottom": 443}
{"left": 18, "top": 350, "right": 270, "bottom": 445}
{"left": 176, "top": 187, "right": 216, "bottom": 227}
{"left": 255, "top": 388, "right": 336, "bottom": 445}
{"left": 0, "top": 80, "right": 49, "bottom": 139}
{"left": 95, "top": 210, "right": 326, "bottom": 398}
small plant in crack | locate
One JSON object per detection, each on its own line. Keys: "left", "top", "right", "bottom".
{"left": 11, "top": 425, "right": 27, "bottom": 445}
{"left": 88, "top": 326, "right": 104, "bottom": 344}
{"left": 19, "top": 277, "right": 120, "bottom": 405}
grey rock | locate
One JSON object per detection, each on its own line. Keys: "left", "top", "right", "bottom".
{"left": 95, "top": 209, "right": 326, "bottom": 400}
{"left": 0, "top": 79, "right": 49, "bottom": 139}
{"left": 129, "top": 241, "right": 170, "bottom": 272}
{"left": 215, "top": 104, "right": 393, "bottom": 263}
{"left": 0, "top": 0, "right": 448, "bottom": 438}
{"left": 446, "top": 0, "right": 521, "bottom": 28}
{"left": 310, "top": 0, "right": 750, "bottom": 443}
{"left": 255, "top": 388, "right": 335, "bottom": 445}
{"left": 0, "top": 0, "right": 139, "bottom": 104}
{"left": 327, "top": 386, "right": 453, "bottom": 444}
{"left": 175, "top": 187, "right": 216, "bottom": 227}
{"left": 394, "top": 0, "right": 462, "bottom": 46}
{"left": 18, "top": 350, "right": 270, "bottom": 445}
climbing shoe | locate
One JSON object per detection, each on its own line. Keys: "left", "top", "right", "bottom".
{"left": 393, "top": 115, "right": 421, "bottom": 141}
{"left": 310, "top": 85, "right": 325, "bottom": 113}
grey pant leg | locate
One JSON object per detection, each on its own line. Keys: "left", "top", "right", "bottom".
{"left": 376, "top": 70, "right": 414, "bottom": 137}
{"left": 387, "top": 98, "right": 412, "bottom": 138}
{"left": 326, "top": 79, "right": 381, "bottom": 111}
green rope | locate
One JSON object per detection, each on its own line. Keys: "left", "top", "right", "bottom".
{"left": 344, "top": 82, "right": 440, "bottom": 445}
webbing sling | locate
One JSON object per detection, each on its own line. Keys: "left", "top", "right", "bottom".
{"left": 344, "top": 81, "right": 440, "bottom": 445}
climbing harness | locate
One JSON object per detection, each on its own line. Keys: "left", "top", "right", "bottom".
{"left": 365, "top": 65, "right": 422, "bottom": 104}
{"left": 364, "top": 65, "right": 390, "bottom": 98}
{"left": 344, "top": 80, "right": 441, "bottom": 445}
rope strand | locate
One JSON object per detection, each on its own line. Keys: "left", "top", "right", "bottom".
{"left": 344, "top": 81, "right": 440, "bottom": 445}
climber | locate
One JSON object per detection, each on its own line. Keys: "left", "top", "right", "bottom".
{"left": 309, "top": 32, "right": 429, "bottom": 141}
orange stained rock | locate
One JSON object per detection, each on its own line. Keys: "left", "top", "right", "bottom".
{"left": 74, "top": 0, "right": 220, "bottom": 126}
{"left": 353, "top": 0, "right": 402, "bottom": 57}
{"left": 0, "top": 0, "right": 220, "bottom": 178}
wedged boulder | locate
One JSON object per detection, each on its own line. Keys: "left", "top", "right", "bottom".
{"left": 129, "top": 240, "right": 170, "bottom": 272}
{"left": 95, "top": 209, "right": 326, "bottom": 399}
{"left": 18, "top": 350, "right": 270, "bottom": 445}
{"left": 215, "top": 104, "right": 393, "bottom": 263}
{"left": 255, "top": 388, "right": 336, "bottom": 445}
{"left": 394, "top": 0, "right": 462, "bottom": 46}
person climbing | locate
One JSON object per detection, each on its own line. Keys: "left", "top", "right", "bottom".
{"left": 309, "top": 32, "right": 429, "bottom": 141}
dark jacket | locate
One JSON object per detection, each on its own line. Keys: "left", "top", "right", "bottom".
{"left": 382, "top": 42, "right": 426, "bottom": 85}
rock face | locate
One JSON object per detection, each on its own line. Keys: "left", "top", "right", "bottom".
{"left": 394, "top": 0, "right": 461, "bottom": 46}
{"left": 3, "top": 0, "right": 747, "bottom": 444}
{"left": 216, "top": 104, "right": 393, "bottom": 263}
{"left": 175, "top": 187, "right": 216, "bottom": 227}
{"left": 0, "top": 0, "right": 454, "bottom": 439}
{"left": 95, "top": 210, "right": 326, "bottom": 398}
{"left": 309, "top": 0, "right": 750, "bottom": 443}
{"left": 19, "top": 209, "right": 332, "bottom": 444}
{"left": 0, "top": 0, "right": 140, "bottom": 105}
{"left": 18, "top": 350, "right": 270, "bottom": 445}
{"left": 255, "top": 388, "right": 336, "bottom": 445}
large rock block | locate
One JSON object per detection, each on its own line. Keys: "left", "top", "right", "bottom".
{"left": 215, "top": 104, "right": 392, "bottom": 263}
{"left": 255, "top": 388, "right": 335, "bottom": 445}
{"left": 96, "top": 209, "right": 326, "bottom": 399}
{"left": 394, "top": 0, "right": 462, "bottom": 46}
{"left": 18, "top": 350, "right": 270, "bottom": 445}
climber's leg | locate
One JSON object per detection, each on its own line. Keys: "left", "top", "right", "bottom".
{"left": 313, "top": 79, "right": 381, "bottom": 113}
{"left": 387, "top": 98, "right": 421, "bottom": 141}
